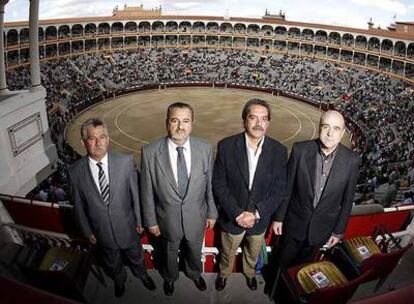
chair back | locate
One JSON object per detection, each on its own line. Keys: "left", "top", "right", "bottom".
{"left": 360, "top": 243, "right": 413, "bottom": 280}
{"left": 282, "top": 261, "right": 374, "bottom": 304}
{"left": 307, "top": 269, "right": 374, "bottom": 304}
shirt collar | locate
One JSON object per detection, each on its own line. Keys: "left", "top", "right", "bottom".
{"left": 88, "top": 153, "right": 108, "bottom": 166}
{"left": 318, "top": 140, "right": 337, "bottom": 160}
{"left": 245, "top": 132, "right": 265, "bottom": 152}
{"left": 168, "top": 137, "right": 191, "bottom": 151}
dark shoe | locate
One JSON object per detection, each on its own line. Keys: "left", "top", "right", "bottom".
{"left": 141, "top": 276, "right": 156, "bottom": 291}
{"left": 246, "top": 277, "right": 257, "bottom": 290}
{"left": 163, "top": 280, "right": 174, "bottom": 296}
{"left": 114, "top": 282, "right": 125, "bottom": 298}
{"left": 193, "top": 276, "right": 207, "bottom": 291}
{"left": 215, "top": 276, "right": 227, "bottom": 291}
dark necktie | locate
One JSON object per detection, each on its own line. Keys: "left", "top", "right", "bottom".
{"left": 176, "top": 146, "right": 188, "bottom": 198}
{"left": 97, "top": 162, "right": 110, "bottom": 205}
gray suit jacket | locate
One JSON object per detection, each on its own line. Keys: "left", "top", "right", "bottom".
{"left": 140, "top": 136, "right": 218, "bottom": 242}
{"left": 69, "top": 152, "right": 141, "bottom": 249}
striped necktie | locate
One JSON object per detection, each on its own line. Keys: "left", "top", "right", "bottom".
{"left": 176, "top": 146, "right": 188, "bottom": 198}
{"left": 97, "top": 162, "right": 110, "bottom": 205}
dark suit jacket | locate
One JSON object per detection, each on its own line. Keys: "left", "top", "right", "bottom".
{"left": 69, "top": 152, "right": 141, "bottom": 249}
{"left": 274, "top": 140, "right": 360, "bottom": 246}
{"left": 140, "top": 136, "right": 218, "bottom": 242}
{"left": 213, "top": 133, "right": 287, "bottom": 235}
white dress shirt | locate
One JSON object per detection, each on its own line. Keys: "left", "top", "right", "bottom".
{"left": 88, "top": 153, "right": 109, "bottom": 192}
{"left": 245, "top": 133, "right": 264, "bottom": 191}
{"left": 168, "top": 138, "right": 191, "bottom": 186}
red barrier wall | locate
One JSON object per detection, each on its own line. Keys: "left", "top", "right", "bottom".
{"left": 3, "top": 197, "right": 412, "bottom": 273}
{"left": 344, "top": 210, "right": 411, "bottom": 239}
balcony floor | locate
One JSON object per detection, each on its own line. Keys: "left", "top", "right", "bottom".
{"left": 83, "top": 247, "right": 414, "bottom": 304}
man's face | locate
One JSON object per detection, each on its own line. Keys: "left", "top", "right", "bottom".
{"left": 244, "top": 105, "right": 270, "bottom": 140}
{"left": 82, "top": 125, "right": 109, "bottom": 161}
{"left": 319, "top": 112, "right": 345, "bottom": 152}
{"left": 167, "top": 107, "right": 193, "bottom": 145}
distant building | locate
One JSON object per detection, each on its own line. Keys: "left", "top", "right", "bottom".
{"left": 112, "top": 4, "right": 162, "bottom": 18}
{"left": 262, "top": 9, "right": 285, "bottom": 21}
{"left": 388, "top": 21, "right": 414, "bottom": 34}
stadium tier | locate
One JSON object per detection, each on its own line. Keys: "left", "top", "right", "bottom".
{"left": 1, "top": 6, "right": 414, "bottom": 304}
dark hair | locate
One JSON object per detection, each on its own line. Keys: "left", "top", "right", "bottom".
{"left": 241, "top": 98, "right": 271, "bottom": 123}
{"left": 80, "top": 118, "right": 107, "bottom": 140}
{"left": 166, "top": 102, "right": 194, "bottom": 122}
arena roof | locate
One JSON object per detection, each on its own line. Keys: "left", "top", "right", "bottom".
{"left": 4, "top": 15, "right": 414, "bottom": 41}
{"left": 396, "top": 21, "right": 414, "bottom": 25}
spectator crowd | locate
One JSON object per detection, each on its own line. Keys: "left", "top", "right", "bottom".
{"left": 6, "top": 48, "right": 414, "bottom": 205}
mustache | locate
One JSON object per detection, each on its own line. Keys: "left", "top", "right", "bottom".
{"left": 252, "top": 125, "right": 265, "bottom": 131}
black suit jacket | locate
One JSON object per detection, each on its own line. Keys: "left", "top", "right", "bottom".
{"left": 213, "top": 133, "right": 287, "bottom": 235}
{"left": 274, "top": 140, "right": 360, "bottom": 246}
{"left": 69, "top": 152, "right": 141, "bottom": 249}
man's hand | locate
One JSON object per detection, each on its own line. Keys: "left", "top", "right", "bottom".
{"left": 205, "top": 218, "right": 216, "bottom": 229}
{"left": 272, "top": 221, "right": 283, "bottom": 235}
{"left": 325, "top": 235, "right": 340, "bottom": 248}
{"left": 89, "top": 234, "right": 97, "bottom": 245}
{"left": 149, "top": 225, "right": 161, "bottom": 237}
{"left": 236, "top": 212, "right": 255, "bottom": 228}
{"left": 136, "top": 225, "right": 144, "bottom": 234}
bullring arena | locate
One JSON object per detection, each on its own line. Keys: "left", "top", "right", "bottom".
{"left": 66, "top": 87, "right": 350, "bottom": 158}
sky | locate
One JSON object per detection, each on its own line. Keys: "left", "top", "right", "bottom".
{"left": 4, "top": 0, "right": 414, "bottom": 30}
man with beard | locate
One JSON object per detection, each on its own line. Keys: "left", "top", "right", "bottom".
{"left": 141, "top": 102, "right": 218, "bottom": 296}
{"left": 213, "top": 98, "right": 287, "bottom": 291}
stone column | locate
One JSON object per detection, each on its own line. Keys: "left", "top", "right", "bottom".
{"left": 0, "top": 0, "right": 9, "bottom": 93}
{"left": 29, "top": 0, "right": 41, "bottom": 89}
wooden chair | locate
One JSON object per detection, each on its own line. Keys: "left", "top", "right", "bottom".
{"left": 280, "top": 260, "right": 374, "bottom": 304}
{"left": 24, "top": 242, "right": 94, "bottom": 302}
{"left": 330, "top": 235, "right": 413, "bottom": 292}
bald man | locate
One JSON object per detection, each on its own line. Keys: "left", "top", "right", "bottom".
{"left": 272, "top": 110, "right": 360, "bottom": 268}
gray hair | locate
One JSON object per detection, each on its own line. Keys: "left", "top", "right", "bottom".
{"left": 80, "top": 118, "right": 107, "bottom": 141}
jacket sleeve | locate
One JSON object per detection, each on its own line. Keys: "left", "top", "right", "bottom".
{"left": 333, "top": 155, "right": 361, "bottom": 235}
{"left": 69, "top": 170, "right": 92, "bottom": 238}
{"left": 206, "top": 146, "right": 218, "bottom": 219}
{"left": 272, "top": 143, "right": 299, "bottom": 222}
{"left": 129, "top": 155, "right": 141, "bottom": 227}
{"left": 140, "top": 145, "right": 158, "bottom": 228}
{"left": 212, "top": 140, "right": 244, "bottom": 220}
{"left": 255, "top": 145, "right": 288, "bottom": 218}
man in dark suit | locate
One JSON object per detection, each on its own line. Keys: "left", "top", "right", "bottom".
{"left": 213, "top": 98, "right": 287, "bottom": 291}
{"left": 140, "top": 102, "right": 218, "bottom": 296}
{"left": 69, "top": 118, "right": 155, "bottom": 298}
{"left": 272, "top": 110, "right": 360, "bottom": 268}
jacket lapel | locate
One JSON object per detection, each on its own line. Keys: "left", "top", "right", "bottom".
{"left": 155, "top": 137, "right": 180, "bottom": 197}
{"left": 305, "top": 141, "right": 318, "bottom": 199}
{"left": 234, "top": 134, "right": 249, "bottom": 189}
{"left": 83, "top": 156, "right": 102, "bottom": 201}
{"left": 108, "top": 152, "right": 116, "bottom": 204}
{"left": 252, "top": 136, "right": 271, "bottom": 187}
{"left": 186, "top": 137, "right": 202, "bottom": 197}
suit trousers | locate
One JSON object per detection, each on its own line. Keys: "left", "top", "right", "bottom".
{"left": 99, "top": 239, "right": 148, "bottom": 286}
{"left": 219, "top": 230, "right": 265, "bottom": 279}
{"left": 162, "top": 235, "right": 203, "bottom": 282}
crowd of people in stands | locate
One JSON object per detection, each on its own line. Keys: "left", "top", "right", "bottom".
{"left": 5, "top": 48, "right": 414, "bottom": 205}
